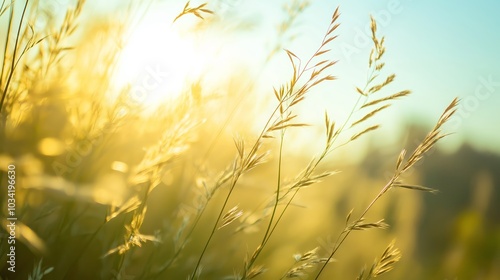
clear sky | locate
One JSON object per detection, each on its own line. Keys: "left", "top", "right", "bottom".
{"left": 351, "top": 0, "right": 500, "bottom": 154}
{"left": 314, "top": 0, "right": 498, "bottom": 154}
{"left": 295, "top": 0, "right": 500, "bottom": 154}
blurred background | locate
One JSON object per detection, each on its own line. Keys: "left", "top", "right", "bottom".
{"left": 0, "top": 0, "right": 499, "bottom": 279}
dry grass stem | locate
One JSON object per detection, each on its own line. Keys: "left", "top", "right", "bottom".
{"left": 346, "top": 218, "right": 389, "bottom": 231}
{"left": 356, "top": 240, "right": 402, "bottom": 280}
{"left": 173, "top": 1, "right": 213, "bottom": 23}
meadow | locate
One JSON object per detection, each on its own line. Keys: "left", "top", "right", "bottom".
{"left": 1, "top": 1, "right": 498, "bottom": 279}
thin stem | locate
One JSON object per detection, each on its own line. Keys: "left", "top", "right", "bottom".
{"left": 314, "top": 176, "right": 397, "bottom": 279}
{"left": 0, "top": 1, "right": 13, "bottom": 87}
{"left": 0, "top": 0, "right": 29, "bottom": 114}
{"left": 189, "top": 99, "right": 286, "bottom": 278}
{"left": 265, "top": 129, "right": 285, "bottom": 242}
{"left": 63, "top": 216, "right": 107, "bottom": 278}
{"left": 242, "top": 128, "right": 285, "bottom": 278}
{"left": 189, "top": 170, "right": 241, "bottom": 280}
{"left": 267, "top": 87, "right": 362, "bottom": 242}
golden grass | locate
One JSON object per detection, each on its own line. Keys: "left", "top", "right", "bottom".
{"left": 0, "top": 1, "right": 459, "bottom": 279}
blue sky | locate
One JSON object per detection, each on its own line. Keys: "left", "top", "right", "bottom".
{"left": 359, "top": 0, "right": 500, "bottom": 148}
{"left": 279, "top": 0, "right": 500, "bottom": 153}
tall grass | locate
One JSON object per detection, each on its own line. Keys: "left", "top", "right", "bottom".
{"left": 0, "top": 1, "right": 458, "bottom": 279}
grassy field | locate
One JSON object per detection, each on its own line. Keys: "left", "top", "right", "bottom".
{"left": 0, "top": 1, "right": 498, "bottom": 279}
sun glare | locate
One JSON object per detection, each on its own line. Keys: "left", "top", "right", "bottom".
{"left": 112, "top": 15, "right": 209, "bottom": 111}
